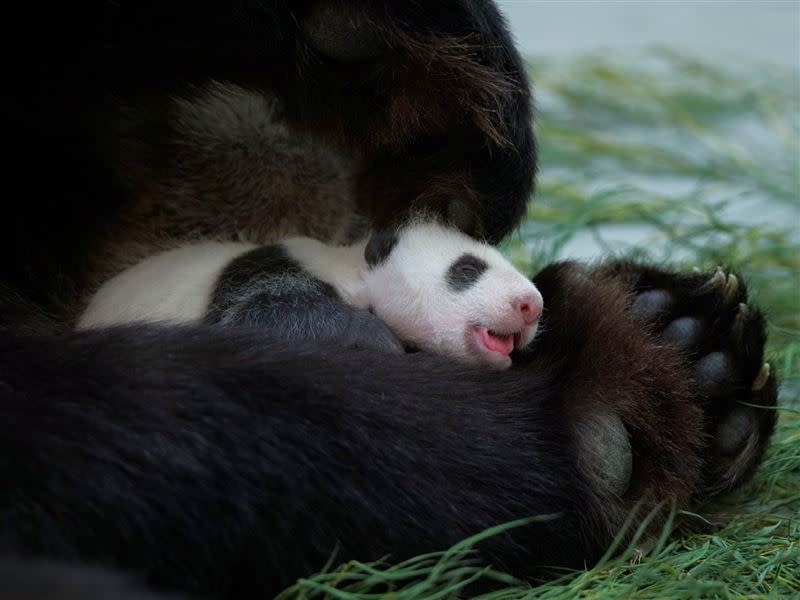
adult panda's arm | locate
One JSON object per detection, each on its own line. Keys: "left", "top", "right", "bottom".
{"left": 63, "top": 0, "right": 535, "bottom": 244}
{"left": 4, "top": 0, "right": 532, "bottom": 317}
{"left": 0, "top": 322, "right": 591, "bottom": 598}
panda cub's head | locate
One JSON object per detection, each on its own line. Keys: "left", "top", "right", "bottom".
{"left": 362, "top": 220, "right": 543, "bottom": 370}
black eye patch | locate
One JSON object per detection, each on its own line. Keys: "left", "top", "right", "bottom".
{"left": 446, "top": 253, "right": 488, "bottom": 292}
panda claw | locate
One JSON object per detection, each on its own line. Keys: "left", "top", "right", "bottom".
{"left": 752, "top": 363, "right": 771, "bottom": 392}
{"left": 732, "top": 303, "right": 749, "bottom": 338}
{"left": 723, "top": 273, "right": 739, "bottom": 303}
{"left": 703, "top": 266, "right": 726, "bottom": 291}
{"left": 632, "top": 535, "right": 659, "bottom": 562}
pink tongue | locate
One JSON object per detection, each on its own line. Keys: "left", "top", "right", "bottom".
{"left": 480, "top": 328, "right": 514, "bottom": 356}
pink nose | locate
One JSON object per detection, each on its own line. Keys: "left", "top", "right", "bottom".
{"left": 515, "top": 295, "right": 542, "bottom": 325}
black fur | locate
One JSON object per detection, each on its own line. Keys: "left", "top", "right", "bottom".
{"left": 206, "top": 244, "right": 340, "bottom": 320}
{"left": 365, "top": 229, "right": 399, "bottom": 267}
{"left": 205, "top": 245, "right": 403, "bottom": 353}
{"left": 0, "top": 321, "right": 589, "bottom": 599}
{"left": 0, "top": 557, "right": 183, "bottom": 600}
{"left": 447, "top": 253, "right": 489, "bottom": 291}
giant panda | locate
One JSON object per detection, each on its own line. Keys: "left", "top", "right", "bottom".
{"left": 0, "top": 2, "right": 778, "bottom": 599}
{"left": 77, "top": 218, "right": 544, "bottom": 369}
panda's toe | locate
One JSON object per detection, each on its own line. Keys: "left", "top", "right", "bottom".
{"left": 714, "top": 407, "right": 755, "bottom": 456}
{"left": 629, "top": 290, "right": 672, "bottom": 321}
{"left": 694, "top": 351, "right": 732, "bottom": 395}
{"left": 662, "top": 316, "right": 703, "bottom": 348}
{"left": 575, "top": 408, "right": 633, "bottom": 498}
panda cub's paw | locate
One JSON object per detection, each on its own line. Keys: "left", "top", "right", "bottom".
{"left": 609, "top": 261, "right": 779, "bottom": 498}
{"left": 338, "top": 308, "right": 406, "bottom": 355}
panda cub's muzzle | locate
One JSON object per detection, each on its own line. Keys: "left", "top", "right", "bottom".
{"left": 446, "top": 252, "right": 543, "bottom": 369}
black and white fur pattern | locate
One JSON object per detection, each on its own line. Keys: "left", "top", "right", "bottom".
{"left": 78, "top": 220, "right": 543, "bottom": 369}
{"left": 0, "top": 2, "right": 779, "bottom": 598}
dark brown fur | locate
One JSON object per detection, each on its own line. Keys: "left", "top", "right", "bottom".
{"left": 534, "top": 263, "right": 703, "bottom": 540}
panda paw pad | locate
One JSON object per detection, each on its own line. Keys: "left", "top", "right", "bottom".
{"left": 619, "top": 263, "right": 779, "bottom": 497}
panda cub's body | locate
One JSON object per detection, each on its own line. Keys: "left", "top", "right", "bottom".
{"left": 78, "top": 221, "right": 543, "bottom": 369}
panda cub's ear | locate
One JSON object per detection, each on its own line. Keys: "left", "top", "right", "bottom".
{"left": 364, "top": 229, "right": 398, "bottom": 267}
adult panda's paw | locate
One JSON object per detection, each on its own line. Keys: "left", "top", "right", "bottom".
{"left": 530, "top": 260, "right": 778, "bottom": 550}
{"left": 293, "top": 1, "right": 534, "bottom": 243}
{"left": 601, "top": 261, "right": 779, "bottom": 498}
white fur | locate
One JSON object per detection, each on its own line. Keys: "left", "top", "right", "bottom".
{"left": 76, "top": 242, "right": 255, "bottom": 330}
{"left": 362, "top": 221, "right": 543, "bottom": 369}
{"left": 280, "top": 237, "right": 369, "bottom": 308}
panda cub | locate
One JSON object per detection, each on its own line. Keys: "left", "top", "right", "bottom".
{"left": 78, "top": 220, "right": 543, "bottom": 369}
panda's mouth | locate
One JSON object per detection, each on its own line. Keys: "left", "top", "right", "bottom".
{"left": 472, "top": 326, "right": 523, "bottom": 360}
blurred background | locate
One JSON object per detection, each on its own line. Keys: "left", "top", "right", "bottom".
{"left": 492, "top": 0, "right": 799, "bottom": 394}
{"left": 500, "top": 1, "right": 798, "bottom": 66}
{"left": 493, "top": 0, "right": 799, "bottom": 263}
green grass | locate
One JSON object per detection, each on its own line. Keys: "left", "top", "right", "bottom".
{"left": 278, "top": 50, "right": 800, "bottom": 599}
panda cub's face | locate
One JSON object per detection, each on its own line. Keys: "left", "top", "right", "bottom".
{"left": 362, "top": 221, "right": 543, "bottom": 370}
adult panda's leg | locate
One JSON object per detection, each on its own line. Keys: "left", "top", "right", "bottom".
{"left": 0, "top": 557, "right": 176, "bottom": 600}
{"left": 0, "top": 264, "right": 777, "bottom": 599}
{"left": 0, "top": 323, "right": 591, "bottom": 599}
